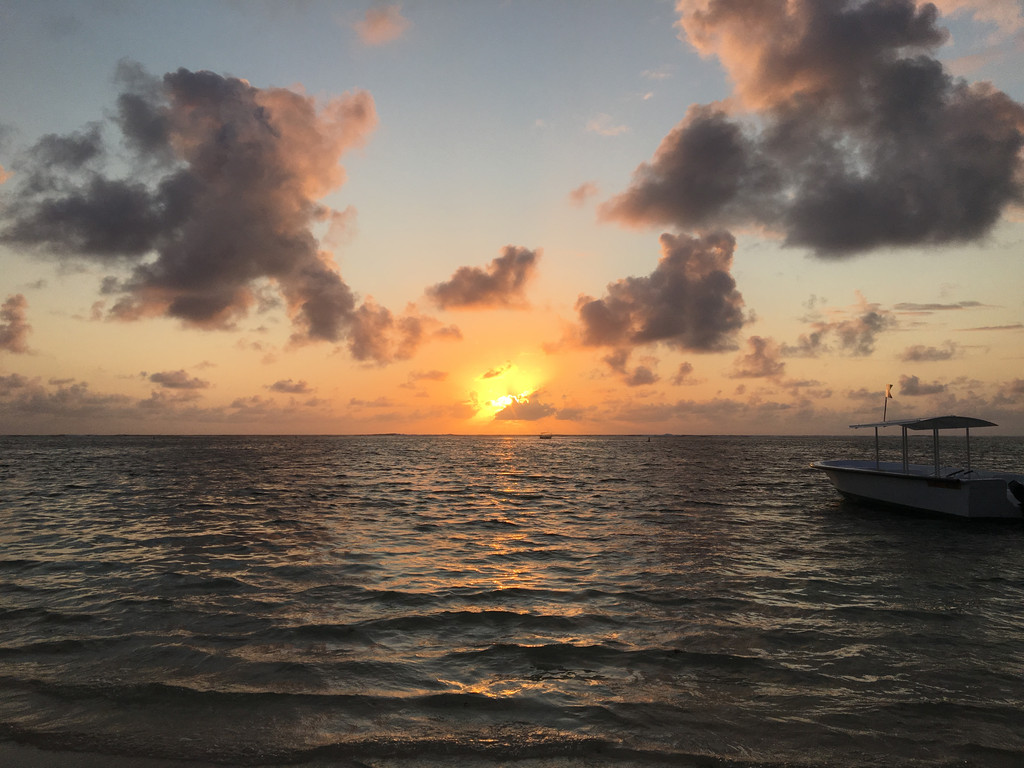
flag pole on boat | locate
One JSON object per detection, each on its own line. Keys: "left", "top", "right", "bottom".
{"left": 875, "top": 384, "right": 893, "bottom": 469}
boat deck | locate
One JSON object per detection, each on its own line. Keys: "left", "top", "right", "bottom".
{"left": 814, "top": 459, "right": 1021, "bottom": 482}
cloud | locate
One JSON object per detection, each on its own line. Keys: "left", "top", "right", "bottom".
{"left": 482, "top": 362, "right": 512, "bottom": 379}
{"left": 354, "top": 5, "right": 410, "bottom": 46}
{"left": 148, "top": 370, "right": 209, "bottom": 389}
{"left": 602, "top": 349, "right": 660, "bottom": 386}
{"left": 349, "top": 396, "right": 395, "bottom": 407}
{"left": 427, "top": 246, "right": 539, "bottom": 310}
{"left": 899, "top": 373, "right": 947, "bottom": 395}
{"left": 730, "top": 335, "right": 785, "bottom": 379}
{"left": 0, "top": 373, "right": 31, "bottom": 395}
{"left": 568, "top": 181, "right": 599, "bottom": 207}
{"left": 599, "top": 394, "right": 797, "bottom": 429}
{"left": 624, "top": 365, "right": 659, "bottom": 387}
{"left": 671, "top": 361, "right": 695, "bottom": 385}
{"left": 346, "top": 300, "right": 427, "bottom": 364}
{"left": 0, "top": 63, "right": 401, "bottom": 358}
{"left": 0, "top": 371, "right": 338, "bottom": 432}
{"left": 0, "top": 376, "right": 133, "bottom": 419}
{"left": 901, "top": 341, "right": 960, "bottom": 361}
{"left": 493, "top": 392, "right": 556, "bottom": 421}
{"left": 961, "top": 323, "right": 1024, "bottom": 331}
{"left": 433, "top": 324, "right": 463, "bottom": 340}
{"left": 586, "top": 114, "right": 629, "bottom": 137}
{"left": 268, "top": 379, "right": 312, "bottom": 394}
{"left": 0, "top": 294, "right": 31, "bottom": 353}
{"left": 575, "top": 230, "right": 746, "bottom": 352}
{"left": 894, "top": 301, "right": 984, "bottom": 312}
{"left": 601, "top": 0, "right": 1024, "bottom": 256}
{"left": 994, "top": 377, "right": 1024, "bottom": 404}
{"left": 400, "top": 369, "right": 448, "bottom": 389}
{"left": 642, "top": 67, "right": 673, "bottom": 81}
{"left": 784, "top": 293, "right": 898, "bottom": 357}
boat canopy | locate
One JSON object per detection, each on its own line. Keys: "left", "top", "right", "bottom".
{"left": 850, "top": 416, "right": 997, "bottom": 431}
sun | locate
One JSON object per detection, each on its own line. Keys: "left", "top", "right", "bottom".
{"left": 470, "top": 362, "right": 545, "bottom": 421}
{"left": 488, "top": 390, "right": 533, "bottom": 410}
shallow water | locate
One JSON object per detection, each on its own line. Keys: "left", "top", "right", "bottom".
{"left": 1, "top": 435, "right": 1023, "bottom": 766}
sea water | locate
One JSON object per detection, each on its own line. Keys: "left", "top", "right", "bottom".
{"left": 1, "top": 434, "right": 1023, "bottom": 767}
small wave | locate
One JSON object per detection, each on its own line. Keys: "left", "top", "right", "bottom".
{"left": 355, "top": 608, "right": 619, "bottom": 636}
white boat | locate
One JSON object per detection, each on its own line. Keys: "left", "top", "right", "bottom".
{"left": 812, "top": 416, "right": 1024, "bottom": 519}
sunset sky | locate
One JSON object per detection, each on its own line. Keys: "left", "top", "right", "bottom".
{"left": 1, "top": 0, "right": 1023, "bottom": 435}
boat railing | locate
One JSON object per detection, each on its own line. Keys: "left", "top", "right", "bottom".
{"left": 849, "top": 416, "right": 998, "bottom": 478}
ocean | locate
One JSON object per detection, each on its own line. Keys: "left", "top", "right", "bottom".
{"left": 1, "top": 434, "right": 1023, "bottom": 768}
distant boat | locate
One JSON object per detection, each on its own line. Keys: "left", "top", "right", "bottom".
{"left": 539, "top": 432, "right": 553, "bottom": 439}
{"left": 812, "top": 415, "right": 1024, "bottom": 519}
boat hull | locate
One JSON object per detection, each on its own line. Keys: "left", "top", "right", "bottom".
{"left": 811, "top": 460, "right": 1022, "bottom": 519}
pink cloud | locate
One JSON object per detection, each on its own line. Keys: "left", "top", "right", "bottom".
{"left": 0, "top": 294, "right": 31, "bottom": 354}
{"left": 354, "top": 5, "right": 410, "bottom": 46}
{"left": 568, "top": 181, "right": 599, "bottom": 207}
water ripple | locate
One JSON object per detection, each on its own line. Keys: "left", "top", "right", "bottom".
{"left": 1, "top": 434, "right": 1023, "bottom": 766}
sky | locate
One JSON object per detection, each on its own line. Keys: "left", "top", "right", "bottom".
{"left": 1, "top": 0, "right": 1023, "bottom": 435}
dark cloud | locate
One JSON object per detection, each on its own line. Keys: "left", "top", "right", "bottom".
{"left": 427, "top": 246, "right": 539, "bottom": 309}
{"left": 23, "top": 125, "right": 105, "bottom": 174}
{"left": 0, "top": 294, "right": 31, "bottom": 353}
{"left": 603, "top": 1, "right": 1024, "bottom": 256}
{"left": 0, "top": 373, "right": 31, "bottom": 395}
{"left": 901, "top": 341, "right": 959, "bottom": 361}
{"left": 993, "top": 378, "right": 1024, "bottom": 405}
{"left": 149, "top": 370, "right": 209, "bottom": 389}
{"left": 0, "top": 64, "right": 434, "bottom": 364}
{"left": 433, "top": 324, "right": 463, "bottom": 340}
{"left": 894, "top": 301, "right": 984, "bottom": 312}
{"left": 624, "top": 365, "right": 659, "bottom": 387}
{"left": 671, "top": 361, "right": 695, "bottom": 385}
{"left": 899, "top": 373, "right": 946, "bottom": 395}
{"left": 345, "top": 301, "right": 425, "bottom": 364}
{"left": 268, "top": 379, "right": 312, "bottom": 394}
{"left": 830, "top": 307, "right": 897, "bottom": 355}
{"left": 730, "top": 336, "right": 785, "bottom": 379}
{"left": 961, "top": 323, "right": 1023, "bottom": 331}
{"left": 602, "top": 349, "right": 660, "bottom": 386}
{"left": 575, "top": 231, "right": 746, "bottom": 352}
{"left": 493, "top": 392, "right": 556, "bottom": 421}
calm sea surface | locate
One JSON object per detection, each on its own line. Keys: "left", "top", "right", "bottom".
{"left": 1, "top": 435, "right": 1023, "bottom": 767}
